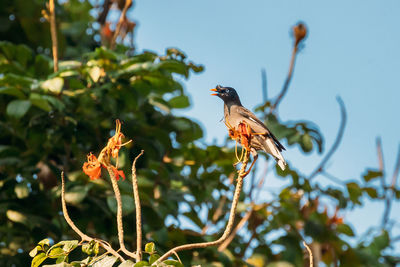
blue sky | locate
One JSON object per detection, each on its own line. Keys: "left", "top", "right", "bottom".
{"left": 130, "top": 0, "right": 400, "bottom": 251}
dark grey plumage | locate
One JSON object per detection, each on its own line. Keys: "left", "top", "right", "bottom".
{"left": 211, "top": 85, "right": 286, "bottom": 170}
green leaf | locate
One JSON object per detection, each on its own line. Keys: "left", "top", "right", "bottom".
{"left": 168, "top": 95, "right": 190, "bottom": 109}
{"left": 48, "top": 247, "right": 65, "bottom": 258}
{"left": 29, "top": 247, "right": 40, "bottom": 258}
{"left": 30, "top": 93, "right": 52, "bottom": 112}
{"left": 144, "top": 242, "right": 155, "bottom": 254}
{"left": 363, "top": 169, "right": 383, "bottom": 182}
{"left": 107, "top": 194, "right": 135, "bottom": 216}
{"left": 336, "top": 223, "right": 355, "bottom": 236}
{"left": 0, "top": 86, "right": 26, "bottom": 98}
{"left": 43, "top": 263, "right": 75, "bottom": 267}
{"left": 161, "top": 260, "right": 183, "bottom": 267}
{"left": 133, "top": 261, "right": 150, "bottom": 267}
{"left": 65, "top": 185, "right": 90, "bottom": 205}
{"left": 301, "top": 133, "right": 313, "bottom": 153}
{"left": 31, "top": 252, "right": 47, "bottom": 267}
{"left": 6, "top": 210, "right": 28, "bottom": 225}
{"left": 6, "top": 99, "right": 31, "bottom": 118}
{"left": 38, "top": 239, "right": 51, "bottom": 248}
{"left": 15, "top": 181, "right": 30, "bottom": 198}
{"left": 89, "top": 66, "right": 102, "bottom": 82}
{"left": 266, "top": 262, "right": 295, "bottom": 267}
{"left": 59, "top": 240, "right": 79, "bottom": 252}
{"left": 346, "top": 182, "right": 363, "bottom": 205}
{"left": 364, "top": 187, "right": 378, "bottom": 198}
{"left": 92, "top": 256, "right": 117, "bottom": 267}
{"left": 148, "top": 95, "right": 170, "bottom": 113}
{"left": 41, "top": 77, "right": 64, "bottom": 94}
{"left": 118, "top": 260, "right": 135, "bottom": 267}
{"left": 148, "top": 254, "right": 160, "bottom": 264}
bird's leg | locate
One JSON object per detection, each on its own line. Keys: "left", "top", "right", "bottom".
{"left": 242, "top": 149, "right": 258, "bottom": 176}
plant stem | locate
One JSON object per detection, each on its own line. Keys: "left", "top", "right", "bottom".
{"left": 131, "top": 150, "right": 144, "bottom": 262}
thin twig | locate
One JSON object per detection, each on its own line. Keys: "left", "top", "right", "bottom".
{"left": 155, "top": 153, "right": 250, "bottom": 263}
{"left": 382, "top": 144, "right": 400, "bottom": 227}
{"left": 270, "top": 45, "right": 297, "bottom": 113}
{"left": 106, "top": 167, "right": 136, "bottom": 259}
{"left": 61, "top": 172, "right": 124, "bottom": 261}
{"left": 110, "top": 0, "right": 132, "bottom": 49}
{"left": 320, "top": 171, "right": 345, "bottom": 185}
{"left": 376, "top": 137, "right": 386, "bottom": 190}
{"left": 303, "top": 241, "right": 313, "bottom": 267}
{"left": 201, "top": 194, "right": 227, "bottom": 235}
{"left": 219, "top": 162, "right": 269, "bottom": 251}
{"left": 309, "top": 97, "right": 347, "bottom": 180}
{"left": 261, "top": 68, "right": 268, "bottom": 103}
{"left": 376, "top": 137, "right": 385, "bottom": 172}
{"left": 217, "top": 208, "right": 253, "bottom": 251}
{"left": 131, "top": 150, "right": 144, "bottom": 262}
{"left": 49, "top": 0, "right": 58, "bottom": 72}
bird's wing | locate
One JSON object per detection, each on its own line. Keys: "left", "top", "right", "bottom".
{"left": 236, "top": 106, "right": 286, "bottom": 151}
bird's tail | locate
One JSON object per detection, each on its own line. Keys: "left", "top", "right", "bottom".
{"left": 261, "top": 137, "right": 286, "bottom": 171}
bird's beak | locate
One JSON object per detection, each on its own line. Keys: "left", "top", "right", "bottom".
{"left": 210, "top": 88, "right": 219, "bottom": 96}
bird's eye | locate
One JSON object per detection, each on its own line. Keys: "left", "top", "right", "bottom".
{"left": 225, "top": 89, "right": 230, "bottom": 93}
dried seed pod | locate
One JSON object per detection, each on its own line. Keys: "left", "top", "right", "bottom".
{"left": 293, "top": 22, "right": 307, "bottom": 47}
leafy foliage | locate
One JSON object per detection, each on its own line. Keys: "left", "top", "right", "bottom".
{"left": 0, "top": 1, "right": 399, "bottom": 266}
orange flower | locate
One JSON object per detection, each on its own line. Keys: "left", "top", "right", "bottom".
{"left": 109, "top": 119, "right": 125, "bottom": 159}
{"left": 82, "top": 153, "right": 102, "bottom": 180}
{"left": 237, "top": 122, "right": 252, "bottom": 150}
{"left": 111, "top": 166, "right": 126, "bottom": 181}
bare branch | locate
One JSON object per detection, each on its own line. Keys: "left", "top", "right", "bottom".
{"left": 382, "top": 144, "right": 400, "bottom": 227}
{"left": 48, "top": 0, "right": 58, "bottom": 72}
{"left": 217, "top": 208, "right": 253, "bottom": 251}
{"left": 155, "top": 153, "right": 250, "bottom": 263}
{"left": 110, "top": 0, "right": 132, "bottom": 49}
{"left": 61, "top": 172, "right": 124, "bottom": 261}
{"left": 270, "top": 45, "right": 297, "bottom": 113}
{"left": 131, "top": 150, "right": 144, "bottom": 262}
{"left": 376, "top": 137, "right": 385, "bottom": 172}
{"left": 106, "top": 167, "right": 136, "bottom": 259}
{"left": 303, "top": 241, "right": 313, "bottom": 267}
{"left": 309, "top": 97, "right": 347, "bottom": 180}
{"left": 201, "top": 194, "right": 227, "bottom": 235}
{"left": 261, "top": 68, "right": 268, "bottom": 103}
{"left": 270, "top": 23, "right": 307, "bottom": 113}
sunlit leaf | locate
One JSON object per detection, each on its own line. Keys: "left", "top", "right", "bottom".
{"left": 6, "top": 99, "right": 31, "bottom": 118}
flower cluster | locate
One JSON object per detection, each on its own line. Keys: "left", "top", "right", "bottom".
{"left": 82, "top": 120, "right": 131, "bottom": 180}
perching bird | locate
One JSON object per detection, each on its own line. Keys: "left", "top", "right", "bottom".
{"left": 211, "top": 85, "right": 286, "bottom": 170}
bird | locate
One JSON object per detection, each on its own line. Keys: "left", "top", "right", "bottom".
{"left": 211, "top": 85, "right": 286, "bottom": 171}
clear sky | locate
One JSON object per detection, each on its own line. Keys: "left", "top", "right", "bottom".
{"left": 130, "top": 0, "right": 400, "bottom": 252}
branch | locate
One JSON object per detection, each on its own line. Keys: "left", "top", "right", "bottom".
{"left": 131, "top": 150, "right": 144, "bottom": 262}
{"left": 61, "top": 172, "right": 124, "bottom": 261}
{"left": 48, "top": 0, "right": 58, "bottom": 72}
{"left": 270, "top": 44, "right": 297, "bottom": 113}
{"left": 309, "top": 97, "right": 347, "bottom": 180}
{"left": 261, "top": 68, "right": 268, "bottom": 103}
{"left": 106, "top": 167, "right": 136, "bottom": 259}
{"left": 376, "top": 137, "right": 386, "bottom": 190}
{"left": 201, "top": 194, "right": 227, "bottom": 235}
{"left": 110, "top": 0, "right": 132, "bottom": 49}
{"left": 155, "top": 153, "right": 250, "bottom": 263}
{"left": 382, "top": 144, "right": 400, "bottom": 227}
{"left": 218, "top": 162, "right": 269, "bottom": 251}
{"left": 270, "top": 23, "right": 307, "bottom": 113}
{"left": 303, "top": 241, "right": 314, "bottom": 267}
{"left": 217, "top": 208, "right": 253, "bottom": 251}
